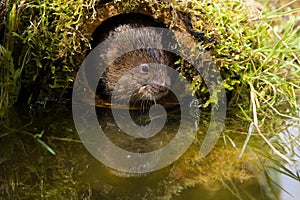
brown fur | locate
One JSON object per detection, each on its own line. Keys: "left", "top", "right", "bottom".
{"left": 91, "top": 13, "right": 177, "bottom": 105}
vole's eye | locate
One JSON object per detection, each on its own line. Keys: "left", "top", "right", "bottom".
{"left": 140, "top": 64, "right": 149, "bottom": 73}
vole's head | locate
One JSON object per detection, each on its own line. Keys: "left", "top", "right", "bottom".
{"left": 135, "top": 63, "right": 170, "bottom": 101}
{"left": 106, "top": 48, "right": 174, "bottom": 104}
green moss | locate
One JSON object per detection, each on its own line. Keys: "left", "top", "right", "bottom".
{"left": 0, "top": 45, "right": 17, "bottom": 118}
{"left": 174, "top": 0, "right": 299, "bottom": 115}
{"left": 1, "top": 0, "right": 298, "bottom": 117}
{"left": 0, "top": 0, "right": 100, "bottom": 105}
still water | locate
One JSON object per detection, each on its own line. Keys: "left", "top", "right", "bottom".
{"left": 278, "top": 114, "right": 300, "bottom": 200}
{"left": 0, "top": 104, "right": 299, "bottom": 199}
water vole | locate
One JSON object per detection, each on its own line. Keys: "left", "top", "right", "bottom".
{"left": 89, "top": 13, "right": 177, "bottom": 106}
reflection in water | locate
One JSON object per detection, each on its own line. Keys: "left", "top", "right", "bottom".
{"left": 278, "top": 113, "right": 300, "bottom": 200}
{"left": 174, "top": 183, "right": 274, "bottom": 200}
{"left": 0, "top": 104, "right": 299, "bottom": 199}
{"left": 96, "top": 107, "right": 181, "bottom": 153}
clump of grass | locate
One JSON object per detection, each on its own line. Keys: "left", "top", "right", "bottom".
{"left": 0, "top": 0, "right": 99, "bottom": 108}
{"left": 0, "top": 0, "right": 22, "bottom": 119}
{"left": 174, "top": 0, "right": 299, "bottom": 112}
{"left": 0, "top": 45, "right": 18, "bottom": 119}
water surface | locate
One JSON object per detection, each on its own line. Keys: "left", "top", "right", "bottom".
{"left": 0, "top": 103, "right": 299, "bottom": 199}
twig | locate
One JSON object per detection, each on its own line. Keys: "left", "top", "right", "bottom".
{"left": 50, "top": 136, "right": 82, "bottom": 143}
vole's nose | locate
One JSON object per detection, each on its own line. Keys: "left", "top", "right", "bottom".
{"left": 148, "top": 83, "right": 168, "bottom": 93}
{"left": 148, "top": 78, "right": 170, "bottom": 88}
